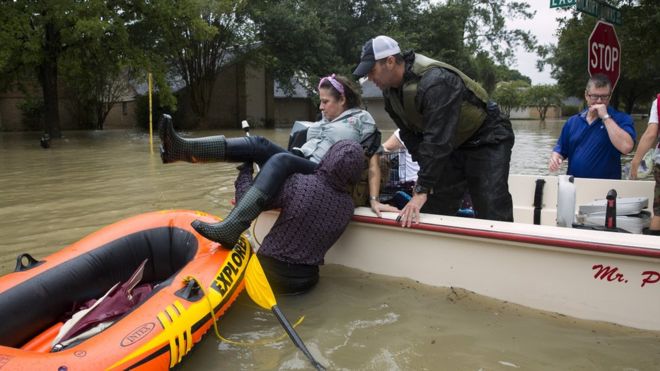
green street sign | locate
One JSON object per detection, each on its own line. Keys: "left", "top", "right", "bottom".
{"left": 550, "top": 0, "right": 576, "bottom": 8}
{"left": 576, "top": 0, "right": 622, "bottom": 25}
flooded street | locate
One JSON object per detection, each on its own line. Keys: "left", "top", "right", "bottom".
{"left": 1, "top": 120, "right": 659, "bottom": 370}
{"left": 182, "top": 264, "right": 660, "bottom": 370}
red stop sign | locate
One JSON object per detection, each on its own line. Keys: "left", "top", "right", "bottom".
{"left": 588, "top": 21, "right": 621, "bottom": 89}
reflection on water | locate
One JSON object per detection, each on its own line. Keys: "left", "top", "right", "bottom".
{"left": 1, "top": 120, "right": 658, "bottom": 369}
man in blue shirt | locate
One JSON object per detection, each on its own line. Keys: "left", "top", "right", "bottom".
{"left": 549, "top": 74, "right": 635, "bottom": 179}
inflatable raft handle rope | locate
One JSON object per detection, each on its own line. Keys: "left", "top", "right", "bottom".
{"left": 184, "top": 275, "right": 305, "bottom": 346}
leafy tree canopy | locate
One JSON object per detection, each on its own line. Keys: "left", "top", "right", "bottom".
{"left": 1, "top": 0, "right": 539, "bottom": 130}
{"left": 544, "top": 0, "right": 660, "bottom": 113}
{"left": 524, "top": 84, "right": 562, "bottom": 121}
{"left": 247, "top": 0, "right": 537, "bottom": 93}
{"left": 492, "top": 80, "right": 530, "bottom": 117}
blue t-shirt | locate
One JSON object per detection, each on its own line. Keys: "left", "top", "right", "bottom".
{"left": 553, "top": 107, "right": 635, "bottom": 179}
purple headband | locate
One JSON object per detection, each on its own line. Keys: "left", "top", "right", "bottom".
{"left": 318, "top": 74, "right": 345, "bottom": 96}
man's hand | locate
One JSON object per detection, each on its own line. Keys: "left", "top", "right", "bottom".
{"left": 398, "top": 193, "right": 428, "bottom": 228}
{"left": 588, "top": 103, "right": 608, "bottom": 119}
{"left": 630, "top": 159, "right": 640, "bottom": 180}
{"left": 548, "top": 151, "right": 564, "bottom": 172}
{"left": 369, "top": 199, "right": 399, "bottom": 218}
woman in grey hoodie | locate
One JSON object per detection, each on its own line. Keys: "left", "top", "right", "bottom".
{"left": 159, "top": 74, "right": 376, "bottom": 249}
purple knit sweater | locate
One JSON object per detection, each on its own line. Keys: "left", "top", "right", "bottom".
{"left": 235, "top": 140, "right": 364, "bottom": 265}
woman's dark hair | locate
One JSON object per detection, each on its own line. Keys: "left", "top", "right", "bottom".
{"left": 318, "top": 74, "right": 363, "bottom": 109}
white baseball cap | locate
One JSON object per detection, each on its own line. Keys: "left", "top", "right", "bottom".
{"left": 353, "top": 35, "right": 401, "bottom": 77}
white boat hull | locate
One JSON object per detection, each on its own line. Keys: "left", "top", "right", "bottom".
{"left": 252, "top": 175, "right": 660, "bottom": 331}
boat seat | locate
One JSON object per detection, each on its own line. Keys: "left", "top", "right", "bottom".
{"left": 0, "top": 226, "right": 198, "bottom": 348}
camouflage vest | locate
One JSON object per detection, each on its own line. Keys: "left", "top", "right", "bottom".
{"left": 384, "top": 54, "right": 489, "bottom": 147}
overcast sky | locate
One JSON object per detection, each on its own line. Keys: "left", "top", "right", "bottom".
{"left": 507, "top": 2, "right": 566, "bottom": 85}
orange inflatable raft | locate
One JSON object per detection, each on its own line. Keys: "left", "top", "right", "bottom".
{"left": 0, "top": 210, "right": 251, "bottom": 370}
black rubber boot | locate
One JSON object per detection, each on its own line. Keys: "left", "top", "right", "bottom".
{"left": 192, "top": 187, "right": 268, "bottom": 248}
{"left": 159, "top": 114, "right": 226, "bottom": 163}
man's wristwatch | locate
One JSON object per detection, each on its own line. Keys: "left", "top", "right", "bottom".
{"left": 602, "top": 114, "right": 611, "bottom": 121}
{"left": 413, "top": 183, "right": 430, "bottom": 195}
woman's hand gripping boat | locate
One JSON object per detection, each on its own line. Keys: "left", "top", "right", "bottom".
{"left": 0, "top": 210, "right": 251, "bottom": 370}
{"left": 254, "top": 174, "right": 660, "bottom": 331}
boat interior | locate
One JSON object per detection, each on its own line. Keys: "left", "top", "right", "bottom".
{"left": 508, "top": 174, "right": 655, "bottom": 228}
{"left": 0, "top": 226, "right": 198, "bottom": 348}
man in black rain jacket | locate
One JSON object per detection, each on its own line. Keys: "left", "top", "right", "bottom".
{"left": 354, "top": 35, "right": 515, "bottom": 225}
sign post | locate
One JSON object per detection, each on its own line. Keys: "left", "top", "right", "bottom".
{"left": 588, "top": 21, "right": 621, "bottom": 89}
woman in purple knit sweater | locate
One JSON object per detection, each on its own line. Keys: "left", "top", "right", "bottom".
{"left": 237, "top": 140, "right": 364, "bottom": 294}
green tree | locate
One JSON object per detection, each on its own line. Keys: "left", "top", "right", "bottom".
{"left": 545, "top": 0, "right": 660, "bottom": 113}
{"left": 543, "top": 15, "right": 593, "bottom": 99}
{"left": 613, "top": 0, "right": 660, "bottom": 112}
{"left": 492, "top": 80, "right": 530, "bottom": 118}
{"left": 247, "top": 0, "right": 537, "bottom": 93}
{"left": 124, "top": 0, "right": 253, "bottom": 127}
{"left": 247, "top": 0, "right": 425, "bottom": 92}
{"left": 494, "top": 65, "right": 532, "bottom": 85}
{"left": 524, "top": 84, "right": 562, "bottom": 121}
{"left": 400, "top": 0, "right": 538, "bottom": 92}
{"left": 246, "top": 0, "right": 339, "bottom": 93}
{"left": 0, "top": 0, "right": 135, "bottom": 135}
{"left": 471, "top": 52, "right": 498, "bottom": 94}
{"left": 0, "top": 1, "right": 77, "bottom": 137}
{"left": 414, "top": 0, "right": 537, "bottom": 67}
{"left": 59, "top": 1, "right": 132, "bottom": 129}
{"left": 0, "top": 0, "right": 543, "bottom": 133}
{"left": 406, "top": 0, "right": 537, "bottom": 95}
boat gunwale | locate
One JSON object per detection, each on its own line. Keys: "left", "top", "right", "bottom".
{"left": 351, "top": 214, "right": 660, "bottom": 260}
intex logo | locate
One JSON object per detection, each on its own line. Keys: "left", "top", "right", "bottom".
{"left": 121, "top": 323, "right": 156, "bottom": 347}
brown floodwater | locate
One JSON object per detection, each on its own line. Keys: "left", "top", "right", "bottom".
{"left": 1, "top": 121, "right": 658, "bottom": 370}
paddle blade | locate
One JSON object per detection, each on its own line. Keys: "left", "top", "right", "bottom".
{"left": 245, "top": 255, "right": 326, "bottom": 370}
{"left": 245, "top": 255, "right": 277, "bottom": 310}
{"left": 272, "top": 305, "right": 326, "bottom": 371}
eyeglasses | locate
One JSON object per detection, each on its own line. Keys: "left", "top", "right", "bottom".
{"left": 318, "top": 74, "right": 344, "bottom": 96}
{"left": 586, "top": 94, "right": 610, "bottom": 101}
